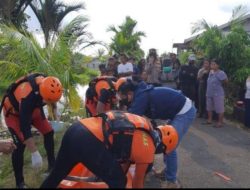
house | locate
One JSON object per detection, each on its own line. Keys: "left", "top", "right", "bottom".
{"left": 85, "top": 58, "right": 102, "bottom": 70}
{"left": 173, "top": 14, "right": 250, "bottom": 55}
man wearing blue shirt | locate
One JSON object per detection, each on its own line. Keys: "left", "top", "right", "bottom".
{"left": 115, "top": 77, "right": 196, "bottom": 188}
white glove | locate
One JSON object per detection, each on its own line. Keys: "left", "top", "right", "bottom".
{"left": 31, "top": 150, "right": 43, "bottom": 168}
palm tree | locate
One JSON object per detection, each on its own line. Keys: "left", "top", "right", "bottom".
{"left": 0, "top": 15, "right": 98, "bottom": 112}
{"left": 191, "top": 4, "right": 249, "bottom": 35}
{"left": 95, "top": 48, "right": 108, "bottom": 63}
{"left": 190, "top": 4, "right": 249, "bottom": 59}
{"left": 191, "top": 19, "right": 212, "bottom": 35}
{"left": 0, "top": 0, "right": 32, "bottom": 28}
{"left": 230, "top": 5, "right": 249, "bottom": 23}
{"left": 29, "top": 0, "right": 84, "bottom": 46}
{"left": 107, "top": 16, "right": 146, "bottom": 60}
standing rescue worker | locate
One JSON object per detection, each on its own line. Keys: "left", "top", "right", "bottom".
{"left": 116, "top": 77, "right": 196, "bottom": 188}
{"left": 0, "top": 73, "right": 63, "bottom": 188}
{"left": 40, "top": 110, "right": 178, "bottom": 188}
{"left": 85, "top": 76, "right": 118, "bottom": 117}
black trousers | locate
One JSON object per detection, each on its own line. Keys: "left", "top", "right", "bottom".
{"left": 40, "top": 122, "right": 127, "bottom": 188}
{"left": 8, "top": 128, "right": 55, "bottom": 186}
{"left": 198, "top": 83, "right": 207, "bottom": 117}
{"left": 245, "top": 98, "right": 250, "bottom": 128}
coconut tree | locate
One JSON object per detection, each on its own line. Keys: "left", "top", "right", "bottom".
{"left": 29, "top": 0, "right": 84, "bottom": 47}
{"left": 191, "top": 18, "right": 212, "bottom": 35}
{"left": 191, "top": 5, "right": 249, "bottom": 60}
{"left": 0, "top": 15, "right": 98, "bottom": 112}
{"left": 191, "top": 5, "right": 248, "bottom": 35}
{"left": 95, "top": 48, "right": 108, "bottom": 63}
{"left": 107, "top": 16, "right": 145, "bottom": 60}
{"left": 0, "top": 0, "right": 32, "bottom": 28}
{"left": 230, "top": 4, "right": 249, "bottom": 24}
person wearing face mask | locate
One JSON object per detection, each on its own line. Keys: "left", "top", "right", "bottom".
{"left": 244, "top": 76, "right": 250, "bottom": 128}
{"left": 115, "top": 77, "right": 196, "bottom": 188}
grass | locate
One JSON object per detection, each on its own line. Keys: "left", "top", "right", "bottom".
{"left": 0, "top": 107, "right": 86, "bottom": 188}
{"left": 0, "top": 126, "right": 68, "bottom": 188}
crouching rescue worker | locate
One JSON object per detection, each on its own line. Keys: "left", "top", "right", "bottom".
{"left": 0, "top": 73, "right": 63, "bottom": 188}
{"left": 40, "top": 110, "right": 178, "bottom": 188}
{"left": 116, "top": 77, "right": 196, "bottom": 188}
{"left": 85, "top": 76, "right": 118, "bottom": 117}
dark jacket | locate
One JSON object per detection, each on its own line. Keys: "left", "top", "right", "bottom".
{"left": 128, "top": 82, "right": 186, "bottom": 120}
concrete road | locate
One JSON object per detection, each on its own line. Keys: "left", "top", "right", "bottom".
{"left": 145, "top": 117, "right": 250, "bottom": 188}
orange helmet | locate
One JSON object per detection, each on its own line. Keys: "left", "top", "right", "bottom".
{"left": 115, "top": 77, "right": 127, "bottom": 91}
{"left": 115, "top": 77, "right": 136, "bottom": 94}
{"left": 157, "top": 125, "right": 178, "bottom": 154}
{"left": 39, "top": 76, "right": 63, "bottom": 103}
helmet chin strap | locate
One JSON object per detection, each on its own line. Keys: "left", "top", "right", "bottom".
{"left": 155, "top": 143, "right": 166, "bottom": 154}
{"left": 154, "top": 129, "right": 166, "bottom": 154}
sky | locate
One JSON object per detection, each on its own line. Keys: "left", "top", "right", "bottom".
{"left": 26, "top": 0, "right": 250, "bottom": 56}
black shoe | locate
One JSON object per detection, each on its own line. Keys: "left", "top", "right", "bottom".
{"left": 16, "top": 182, "right": 28, "bottom": 189}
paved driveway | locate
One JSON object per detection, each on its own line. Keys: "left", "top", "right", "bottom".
{"left": 145, "top": 117, "right": 250, "bottom": 188}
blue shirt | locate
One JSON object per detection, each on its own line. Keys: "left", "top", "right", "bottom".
{"left": 128, "top": 82, "right": 186, "bottom": 120}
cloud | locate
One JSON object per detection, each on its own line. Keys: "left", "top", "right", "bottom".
{"left": 219, "top": 5, "right": 236, "bottom": 13}
{"left": 217, "top": 0, "right": 250, "bottom": 13}
{"left": 24, "top": 0, "right": 250, "bottom": 56}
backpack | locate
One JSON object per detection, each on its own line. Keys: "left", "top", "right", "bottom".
{"left": 97, "top": 111, "right": 161, "bottom": 162}
{"left": 0, "top": 73, "right": 46, "bottom": 115}
{"left": 85, "top": 76, "right": 117, "bottom": 102}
